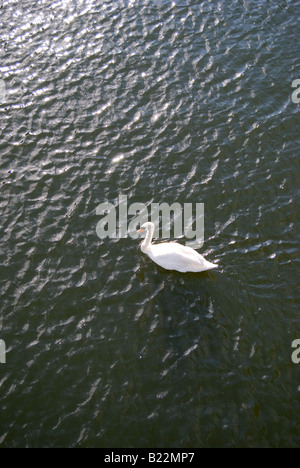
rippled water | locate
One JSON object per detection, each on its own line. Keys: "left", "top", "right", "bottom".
{"left": 0, "top": 0, "right": 299, "bottom": 448}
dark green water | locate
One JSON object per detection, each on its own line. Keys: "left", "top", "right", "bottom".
{"left": 0, "top": 0, "right": 300, "bottom": 448}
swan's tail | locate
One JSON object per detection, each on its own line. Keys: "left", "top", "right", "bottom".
{"left": 188, "top": 259, "right": 218, "bottom": 272}
{"left": 203, "top": 261, "right": 217, "bottom": 271}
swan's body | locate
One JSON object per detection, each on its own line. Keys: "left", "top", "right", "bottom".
{"left": 137, "top": 222, "right": 217, "bottom": 273}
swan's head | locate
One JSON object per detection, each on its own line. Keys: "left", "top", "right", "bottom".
{"left": 137, "top": 222, "right": 154, "bottom": 235}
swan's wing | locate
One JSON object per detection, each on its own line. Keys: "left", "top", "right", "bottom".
{"left": 151, "top": 242, "right": 202, "bottom": 260}
{"left": 148, "top": 242, "right": 217, "bottom": 272}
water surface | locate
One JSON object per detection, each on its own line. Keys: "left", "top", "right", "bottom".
{"left": 0, "top": 0, "right": 299, "bottom": 447}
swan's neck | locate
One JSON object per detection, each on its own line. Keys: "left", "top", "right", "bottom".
{"left": 141, "top": 225, "right": 154, "bottom": 252}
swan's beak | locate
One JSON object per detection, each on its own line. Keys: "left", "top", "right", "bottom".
{"left": 137, "top": 227, "right": 145, "bottom": 234}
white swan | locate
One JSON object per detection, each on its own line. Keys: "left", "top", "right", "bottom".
{"left": 137, "top": 222, "right": 217, "bottom": 273}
